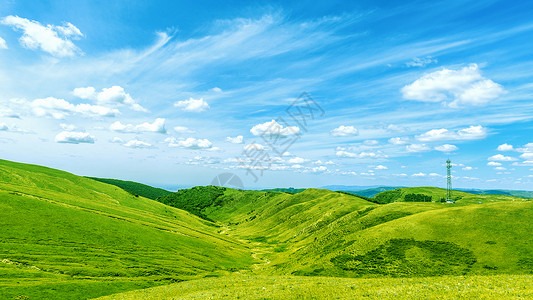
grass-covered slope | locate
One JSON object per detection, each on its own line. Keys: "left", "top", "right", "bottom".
{"left": 158, "top": 185, "right": 533, "bottom": 279}
{"left": 373, "top": 186, "right": 522, "bottom": 204}
{"left": 0, "top": 159, "right": 252, "bottom": 300}
{"left": 86, "top": 177, "right": 172, "bottom": 200}
{"left": 96, "top": 274, "right": 533, "bottom": 300}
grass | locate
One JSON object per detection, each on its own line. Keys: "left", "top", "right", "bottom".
{"left": 2, "top": 159, "right": 533, "bottom": 299}
{"left": 95, "top": 274, "right": 533, "bottom": 299}
{"left": 86, "top": 177, "right": 172, "bottom": 200}
{"left": 0, "top": 159, "right": 253, "bottom": 300}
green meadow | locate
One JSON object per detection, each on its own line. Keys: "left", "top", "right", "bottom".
{"left": 1, "top": 159, "right": 532, "bottom": 299}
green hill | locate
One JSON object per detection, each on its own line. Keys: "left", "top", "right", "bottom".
{"left": 2, "top": 159, "right": 533, "bottom": 299}
{"left": 0, "top": 159, "right": 252, "bottom": 300}
{"left": 86, "top": 177, "right": 172, "bottom": 200}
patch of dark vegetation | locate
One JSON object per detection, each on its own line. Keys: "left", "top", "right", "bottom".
{"left": 156, "top": 186, "right": 226, "bottom": 221}
{"left": 372, "top": 189, "right": 402, "bottom": 204}
{"left": 330, "top": 238, "right": 477, "bottom": 277}
{"left": 404, "top": 193, "right": 432, "bottom": 202}
{"left": 485, "top": 241, "right": 497, "bottom": 245}
{"left": 87, "top": 177, "right": 172, "bottom": 200}
{"left": 517, "top": 258, "right": 533, "bottom": 273}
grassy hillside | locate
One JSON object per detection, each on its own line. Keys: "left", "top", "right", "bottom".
{"left": 0, "top": 159, "right": 252, "bottom": 300}
{"left": 372, "top": 187, "right": 522, "bottom": 204}
{"left": 157, "top": 185, "right": 533, "bottom": 279}
{"left": 344, "top": 186, "right": 405, "bottom": 198}
{"left": 96, "top": 274, "right": 533, "bottom": 299}
{"left": 2, "top": 159, "right": 532, "bottom": 299}
{"left": 86, "top": 177, "right": 172, "bottom": 200}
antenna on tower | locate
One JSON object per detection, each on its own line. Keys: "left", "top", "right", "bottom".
{"left": 446, "top": 159, "right": 453, "bottom": 203}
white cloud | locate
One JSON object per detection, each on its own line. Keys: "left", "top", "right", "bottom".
{"left": 497, "top": 143, "right": 514, "bottom": 151}
{"left": 124, "top": 139, "right": 152, "bottom": 148}
{"left": 312, "top": 166, "right": 327, "bottom": 173}
{"left": 174, "top": 126, "right": 195, "bottom": 133}
{"left": 288, "top": 157, "right": 307, "bottom": 164}
{"left": 406, "top": 144, "right": 431, "bottom": 153}
{"left": 31, "top": 97, "right": 119, "bottom": 119}
{"left": 330, "top": 125, "right": 358, "bottom": 137}
{"left": 167, "top": 137, "right": 213, "bottom": 149}
{"left": 174, "top": 98, "right": 209, "bottom": 112}
{"left": 374, "top": 165, "right": 388, "bottom": 170}
{"left": 401, "top": 64, "right": 505, "bottom": 107}
{"left": 244, "top": 143, "right": 264, "bottom": 151}
{"left": 1, "top": 16, "right": 83, "bottom": 57}
{"left": 406, "top": 56, "right": 437, "bottom": 67}
{"left": 494, "top": 166, "right": 507, "bottom": 171}
{"left": 363, "top": 140, "right": 379, "bottom": 146}
{"left": 60, "top": 123, "right": 76, "bottom": 131}
{"left": 416, "top": 125, "right": 487, "bottom": 142}
{"left": 73, "top": 86, "right": 147, "bottom": 112}
{"left": 0, "top": 107, "right": 20, "bottom": 118}
{"left": 55, "top": 131, "right": 94, "bottom": 144}
{"left": 0, "top": 36, "right": 7, "bottom": 49}
{"left": 412, "top": 172, "right": 426, "bottom": 177}
{"left": 488, "top": 154, "right": 518, "bottom": 161}
{"left": 487, "top": 161, "right": 502, "bottom": 166}
{"left": 393, "top": 173, "right": 408, "bottom": 177}
{"left": 0, "top": 123, "right": 25, "bottom": 133}
{"left": 336, "top": 150, "right": 385, "bottom": 159}
{"left": 109, "top": 137, "right": 124, "bottom": 143}
{"left": 211, "top": 87, "right": 222, "bottom": 93}
{"left": 434, "top": 144, "right": 458, "bottom": 152}
{"left": 386, "top": 124, "right": 408, "bottom": 132}
{"left": 389, "top": 137, "right": 409, "bottom": 145}
{"left": 520, "top": 153, "right": 533, "bottom": 160}
{"left": 250, "top": 120, "right": 300, "bottom": 137}
{"left": 462, "top": 167, "right": 473, "bottom": 171}
{"left": 110, "top": 118, "right": 166, "bottom": 134}
{"left": 226, "top": 135, "right": 244, "bottom": 144}
{"left": 429, "top": 173, "right": 441, "bottom": 177}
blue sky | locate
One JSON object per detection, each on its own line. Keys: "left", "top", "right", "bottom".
{"left": 1, "top": 0, "right": 532, "bottom": 190}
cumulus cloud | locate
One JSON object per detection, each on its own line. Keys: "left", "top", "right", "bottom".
{"left": 406, "top": 144, "right": 431, "bottom": 153}
{"left": 60, "top": 123, "right": 76, "bottom": 131}
{"left": 520, "top": 153, "right": 533, "bottom": 160}
{"left": 312, "top": 166, "right": 327, "bottom": 173}
{"left": 416, "top": 125, "right": 487, "bottom": 142}
{"left": 330, "top": 125, "right": 358, "bottom": 137}
{"left": 174, "top": 126, "right": 195, "bottom": 133}
{"left": 386, "top": 124, "right": 408, "bottom": 133}
{"left": 389, "top": 137, "right": 409, "bottom": 145}
{"left": 406, "top": 56, "right": 437, "bottom": 67}
{"left": 1, "top": 16, "right": 83, "bottom": 57}
{"left": 462, "top": 167, "right": 473, "bottom": 171}
{"left": 374, "top": 165, "right": 388, "bottom": 170}
{"left": 488, "top": 154, "right": 518, "bottom": 161}
{"left": 55, "top": 131, "right": 95, "bottom": 144}
{"left": 110, "top": 118, "right": 166, "bottom": 134}
{"left": 174, "top": 98, "right": 209, "bottom": 112}
{"left": 73, "top": 86, "right": 147, "bottom": 112}
{"left": 109, "top": 137, "right": 124, "bottom": 143}
{"left": 497, "top": 143, "right": 514, "bottom": 151}
{"left": 412, "top": 172, "right": 426, "bottom": 177}
{"left": 166, "top": 137, "right": 213, "bottom": 149}
{"left": 401, "top": 64, "right": 505, "bottom": 107}
{"left": 211, "top": 87, "right": 222, "bottom": 93}
{"left": 434, "top": 144, "right": 458, "bottom": 152}
{"left": 31, "top": 97, "right": 119, "bottom": 119}
{"left": 0, "top": 36, "right": 7, "bottom": 49}
{"left": 487, "top": 161, "right": 502, "bottom": 166}
{"left": 123, "top": 139, "right": 152, "bottom": 148}
{"left": 250, "top": 120, "right": 300, "bottom": 137}
{"left": 0, "top": 107, "right": 20, "bottom": 118}
{"left": 226, "top": 135, "right": 244, "bottom": 144}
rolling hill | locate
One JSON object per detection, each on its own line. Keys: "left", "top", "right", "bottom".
{"left": 0, "top": 159, "right": 252, "bottom": 300}
{"left": 2, "top": 159, "right": 532, "bottom": 299}
{"left": 86, "top": 177, "right": 172, "bottom": 200}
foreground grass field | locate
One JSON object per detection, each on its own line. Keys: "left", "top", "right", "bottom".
{"left": 96, "top": 274, "right": 533, "bottom": 299}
